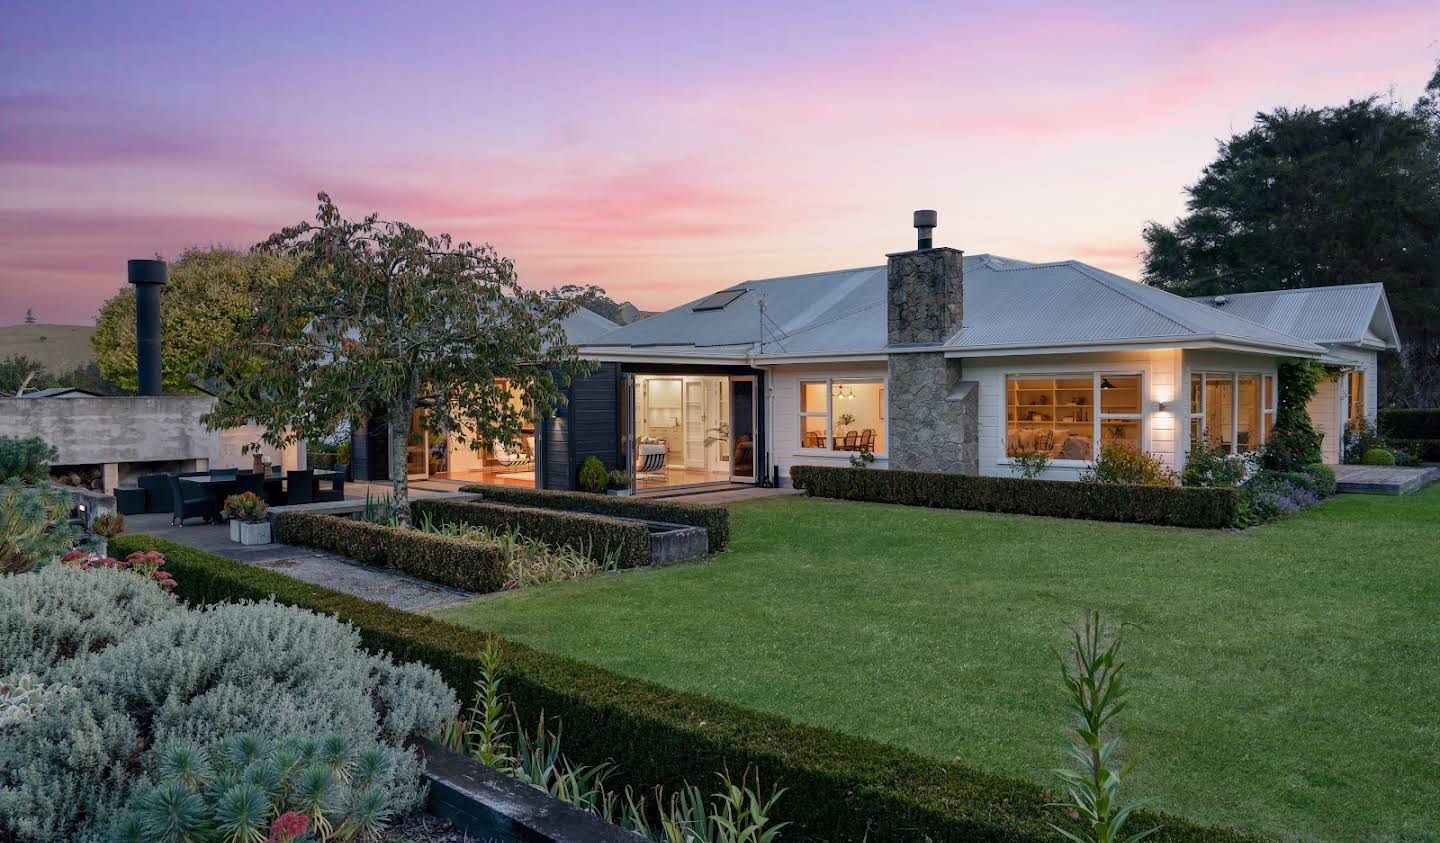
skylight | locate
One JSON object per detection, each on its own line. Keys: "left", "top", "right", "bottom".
{"left": 692, "top": 288, "right": 747, "bottom": 312}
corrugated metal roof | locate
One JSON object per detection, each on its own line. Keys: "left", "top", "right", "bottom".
{"left": 1189, "top": 284, "right": 1396, "bottom": 348}
{"left": 585, "top": 254, "right": 1327, "bottom": 358}
{"left": 560, "top": 307, "right": 621, "bottom": 344}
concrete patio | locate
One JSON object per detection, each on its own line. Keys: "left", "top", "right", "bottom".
{"left": 1333, "top": 463, "right": 1440, "bottom": 495}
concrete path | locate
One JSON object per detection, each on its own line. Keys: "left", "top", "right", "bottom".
{"left": 1333, "top": 464, "right": 1440, "bottom": 495}
{"left": 126, "top": 512, "right": 473, "bottom": 611}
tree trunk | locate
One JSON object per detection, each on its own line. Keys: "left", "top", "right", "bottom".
{"left": 387, "top": 400, "right": 413, "bottom": 523}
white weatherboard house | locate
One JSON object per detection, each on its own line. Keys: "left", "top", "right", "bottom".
{"left": 531, "top": 213, "right": 1401, "bottom": 492}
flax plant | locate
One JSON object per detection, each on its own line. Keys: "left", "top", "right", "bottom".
{"left": 1050, "top": 612, "right": 1156, "bottom": 843}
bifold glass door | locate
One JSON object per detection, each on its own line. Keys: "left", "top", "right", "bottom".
{"left": 729, "top": 377, "right": 756, "bottom": 482}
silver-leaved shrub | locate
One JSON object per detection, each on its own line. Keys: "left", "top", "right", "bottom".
{"left": 0, "top": 565, "right": 458, "bottom": 843}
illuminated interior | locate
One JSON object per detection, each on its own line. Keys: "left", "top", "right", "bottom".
{"left": 633, "top": 375, "right": 755, "bottom": 489}
{"left": 427, "top": 379, "right": 537, "bottom": 486}
{"left": 798, "top": 380, "right": 886, "bottom": 453}
{"left": 1006, "top": 373, "right": 1141, "bottom": 460}
{"left": 1189, "top": 372, "right": 1275, "bottom": 454}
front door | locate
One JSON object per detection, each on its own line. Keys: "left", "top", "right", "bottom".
{"left": 729, "top": 376, "right": 757, "bottom": 483}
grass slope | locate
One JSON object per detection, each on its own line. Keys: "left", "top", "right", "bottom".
{"left": 433, "top": 486, "right": 1440, "bottom": 842}
{"left": 0, "top": 323, "right": 94, "bottom": 370}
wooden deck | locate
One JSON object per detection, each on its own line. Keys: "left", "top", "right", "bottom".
{"left": 1333, "top": 464, "right": 1440, "bottom": 495}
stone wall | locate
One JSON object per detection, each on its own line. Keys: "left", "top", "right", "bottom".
{"left": 886, "top": 352, "right": 978, "bottom": 474}
{"left": 886, "top": 247, "right": 964, "bottom": 345}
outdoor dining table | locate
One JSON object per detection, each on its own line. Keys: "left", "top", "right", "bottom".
{"left": 186, "top": 470, "right": 339, "bottom": 512}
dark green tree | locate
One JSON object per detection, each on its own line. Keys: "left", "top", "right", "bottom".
{"left": 204, "top": 193, "right": 595, "bottom": 519}
{"left": 1143, "top": 64, "right": 1440, "bottom": 406}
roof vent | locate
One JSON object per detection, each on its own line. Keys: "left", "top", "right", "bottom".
{"left": 1214, "top": 295, "right": 1228, "bottom": 306}
{"left": 913, "top": 209, "right": 937, "bottom": 249}
{"left": 693, "top": 288, "right": 747, "bottom": 312}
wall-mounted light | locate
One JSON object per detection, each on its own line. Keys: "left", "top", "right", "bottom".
{"left": 1156, "top": 402, "right": 1171, "bottom": 413}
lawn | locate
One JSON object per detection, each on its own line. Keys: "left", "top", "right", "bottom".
{"left": 431, "top": 486, "right": 1440, "bottom": 842}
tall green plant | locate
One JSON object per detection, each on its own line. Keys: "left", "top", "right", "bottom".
{"left": 1263, "top": 360, "right": 1327, "bottom": 470}
{"left": 1050, "top": 613, "right": 1155, "bottom": 843}
{"left": 0, "top": 436, "right": 57, "bottom": 484}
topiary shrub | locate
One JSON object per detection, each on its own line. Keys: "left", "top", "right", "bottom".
{"left": 1361, "top": 448, "right": 1396, "bottom": 466}
{"left": 0, "top": 436, "right": 57, "bottom": 484}
{"left": 0, "top": 564, "right": 457, "bottom": 843}
{"left": 577, "top": 455, "right": 608, "bottom": 494}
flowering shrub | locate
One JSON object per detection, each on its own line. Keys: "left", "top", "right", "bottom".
{"left": 1081, "top": 442, "right": 1174, "bottom": 486}
{"left": 222, "top": 491, "right": 269, "bottom": 523}
{"left": 1240, "top": 468, "right": 1331, "bottom": 523}
{"left": 1180, "top": 441, "right": 1256, "bottom": 488}
{"left": 60, "top": 548, "right": 177, "bottom": 591}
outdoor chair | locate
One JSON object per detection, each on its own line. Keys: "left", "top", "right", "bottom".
{"left": 234, "top": 472, "right": 266, "bottom": 498}
{"left": 166, "top": 474, "right": 213, "bottom": 526}
{"left": 332, "top": 463, "right": 349, "bottom": 482}
{"left": 285, "top": 470, "right": 315, "bottom": 505}
{"left": 313, "top": 470, "right": 345, "bottom": 503}
{"left": 138, "top": 473, "right": 173, "bottom": 514}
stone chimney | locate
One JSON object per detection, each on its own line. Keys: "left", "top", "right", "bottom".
{"left": 884, "top": 211, "right": 979, "bottom": 475}
{"left": 886, "top": 210, "right": 964, "bottom": 346}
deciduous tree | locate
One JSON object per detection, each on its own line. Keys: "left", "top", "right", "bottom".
{"left": 203, "top": 193, "right": 594, "bottom": 519}
{"left": 91, "top": 246, "right": 293, "bottom": 393}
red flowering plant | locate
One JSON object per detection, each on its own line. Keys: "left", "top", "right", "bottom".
{"left": 59, "top": 549, "right": 177, "bottom": 591}
{"left": 267, "top": 811, "right": 311, "bottom": 843}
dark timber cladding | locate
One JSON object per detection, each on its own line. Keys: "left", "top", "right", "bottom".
{"left": 539, "top": 362, "right": 620, "bottom": 490}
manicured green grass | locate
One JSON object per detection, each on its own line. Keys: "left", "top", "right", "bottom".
{"left": 431, "top": 486, "right": 1440, "bottom": 842}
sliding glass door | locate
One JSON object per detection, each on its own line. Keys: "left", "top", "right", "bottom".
{"left": 729, "top": 377, "right": 756, "bottom": 481}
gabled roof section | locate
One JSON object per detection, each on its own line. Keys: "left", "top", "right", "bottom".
{"left": 560, "top": 306, "right": 622, "bottom": 345}
{"left": 1188, "top": 284, "right": 1400, "bottom": 351}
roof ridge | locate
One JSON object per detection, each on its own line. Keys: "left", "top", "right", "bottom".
{"left": 1062, "top": 263, "right": 1195, "bottom": 334}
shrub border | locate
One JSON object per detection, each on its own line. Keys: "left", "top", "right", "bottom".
{"left": 412, "top": 498, "right": 652, "bottom": 569}
{"left": 273, "top": 511, "right": 508, "bottom": 593}
{"left": 1378, "top": 408, "right": 1440, "bottom": 440}
{"left": 110, "top": 535, "right": 1265, "bottom": 843}
{"left": 459, "top": 484, "right": 730, "bottom": 551}
{"left": 791, "top": 466, "right": 1240, "bottom": 529}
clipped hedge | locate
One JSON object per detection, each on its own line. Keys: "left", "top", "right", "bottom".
{"left": 111, "top": 534, "right": 1266, "bottom": 843}
{"left": 412, "top": 498, "right": 652, "bottom": 569}
{"left": 1378, "top": 408, "right": 1440, "bottom": 439}
{"left": 1387, "top": 437, "right": 1440, "bottom": 461}
{"left": 273, "top": 511, "right": 508, "bottom": 593}
{"left": 791, "top": 466, "right": 1239, "bottom": 529}
{"left": 460, "top": 484, "right": 730, "bottom": 551}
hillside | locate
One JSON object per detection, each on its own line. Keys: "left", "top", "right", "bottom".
{"left": 0, "top": 323, "right": 95, "bottom": 370}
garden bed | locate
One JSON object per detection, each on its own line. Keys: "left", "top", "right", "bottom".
{"left": 460, "top": 483, "right": 730, "bottom": 551}
{"left": 109, "top": 533, "right": 1265, "bottom": 843}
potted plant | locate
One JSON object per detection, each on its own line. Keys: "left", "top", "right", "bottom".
{"left": 835, "top": 413, "right": 856, "bottom": 436}
{"left": 88, "top": 512, "right": 125, "bottom": 558}
{"left": 605, "top": 469, "right": 632, "bottom": 496}
{"left": 577, "top": 456, "right": 608, "bottom": 494}
{"left": 221, "top": 492, "right": 271, "bottom": 545}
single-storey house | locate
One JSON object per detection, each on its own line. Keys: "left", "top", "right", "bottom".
{"left": 531, "top": 212, "right": 1399, "bottom": 492}
{"left": 347, "top": 212, "right": 1400, "bottom": 492}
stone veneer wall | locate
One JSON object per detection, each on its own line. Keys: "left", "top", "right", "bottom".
{"left": 886, "top": 352, "right": 979, "bottom": 474}
{"left": 886, "top": 247, "right": 964, "bottom": 345}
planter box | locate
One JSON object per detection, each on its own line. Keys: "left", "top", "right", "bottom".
{"left": 237, "top": 520, "right": 272, "bottom": 546}
{"left": 229, "top": 519, "right": 242, "bottom": 542}
{"left": 604, "top": 488, "right": 633, "bottom": 497}
{"left": 417, "top": 740, "right": 645, "bottom": 843}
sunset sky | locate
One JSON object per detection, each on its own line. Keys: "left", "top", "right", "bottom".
{"left": 3, "top": 1, "right": 1438, "bottom": 325}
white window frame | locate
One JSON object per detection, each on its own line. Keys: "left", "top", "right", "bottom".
{"left": 1003, "top": 371, "right": 1146, "bottom": 465}
{"left": 1189, "top": 371, "right": 1275, "bottom": 455}
{"left": 797, "top": 377, "right": 888, "bottom": 456}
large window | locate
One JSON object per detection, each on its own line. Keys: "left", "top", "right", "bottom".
{"left": 1190, "top": 372, "right": 1275, "bottom": 454}
{"left": 1005, "top": 373, "right": 1142, "bottom": 460}
{"left": 798, "top": 379, "right": 886, "bottom": 453}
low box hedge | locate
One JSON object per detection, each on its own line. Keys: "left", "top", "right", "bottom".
{"left": 273, "top": 511, "right": 508, "bottom": 593}
{"left": 459, "top": 484, "right": 730, "bottom": 551}
{"left": 1378, "top": 408, "right": 1440, "bottom": 440}
{"left": 412, "top": 498, "right": 652, "bottom": 569}
{"left": 111, "top": 534, "right": 1265, "bottom": 843}
{"left": 791, "top": 466, "right": 1239, "bottom": 529}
